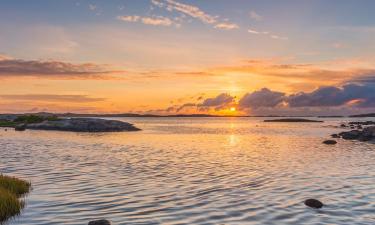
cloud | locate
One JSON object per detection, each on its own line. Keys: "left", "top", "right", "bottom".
{"left": 176, "top": 103, "right": 196, "bottom": 112}
{"left": 249, "top": 11, "right": 263, "bottom": 21}
{"left": 89, "top": 4, "right": 97, "bottom": 11}
{"left": 117, "top": 15, "right": 140, "bottom": 22}
{"left": 118, "top": 15, "right": 174, "bottom": 26}
{"left": 0, "top": 94, "right": 105, "bottom": 103}
{"left": 247, "top": 28, "right": 287, "bottom": 40}
{"left": 214, "top": 22, "right": 239, "bottom": 30}
{"left": 239, "top": 88, "right": 285, "bottom": 109}
{"left": 151, "top": 0, "right": 239, "bottom": 31}
{"left": 0, "top": 57, "right": 120, "bottom": 79}
{"left": 288, "top": 83, "right": 375, "bottom": 108}
{"left": 271, "top": 35, "right": 288, "bottom": 40}
{"left": 152, "top": 0, "right": 217, "bottom": 24}
{"left": 199, "top": 93, "right": 235, "bottom": 108}
{"left": 248, "top": 28, "right": 261, "bottom": 34}
{"left": 141, "top": 16, "right": 173, "bottom": 26}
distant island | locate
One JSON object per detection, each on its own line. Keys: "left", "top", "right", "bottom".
{"left": 264, "top": 118, "right": 324, "bottom": 123}
{"left": 349, "top": 113, "right": 375, "bottom": 118}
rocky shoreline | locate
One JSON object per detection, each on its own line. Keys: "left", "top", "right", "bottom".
{"left": 331, "top": 121, "right": 375, "bottom": 142}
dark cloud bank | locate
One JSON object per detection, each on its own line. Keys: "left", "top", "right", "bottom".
{"left": 167, "top": 78, "right": 375, "bottom": 115}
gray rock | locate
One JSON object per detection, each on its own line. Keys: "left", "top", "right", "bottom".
{"left": 323, "top": 140, "right": 337, "bottom": 145}
{"left": 339, "top": 130, "right": 361, "bottom": 140}
{"left": 88, "top": 219, "right": 111, "bottom": 225}
{"left": 14, "top": 123, "right": 26, "bottom": 131}
{"left": 304, "top": 199, "right": 323, "bottom": 209}
{"left": 26, "top": 118, "right": 140, "bottom": 132}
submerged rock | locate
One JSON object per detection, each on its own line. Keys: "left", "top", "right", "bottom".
{"left": 304, "top": 199, "right": 323, "bottom": 209}
{"left": 88, "top": 219, "right": 111, "bottom": 225}
{"left": 26, "top": 118, "right": 141, "bottom": 132}
{"left": 323, "top": 140, "right": 337, "bottom": 145}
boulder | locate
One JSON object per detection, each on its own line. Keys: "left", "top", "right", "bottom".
{"left": 323, "top": 140, "right": 337, "bottom": 145}
{"left": 304, "top": 199, "right": 323, "bottom": 209}
{"left": 14, "top": 123, "right": 26, "bottom": 131}
{"left": 339, "top": 130, "right": 361, "bottom": 140}
{"left": 88, "top": 220, "right": 111, "bottom": 225}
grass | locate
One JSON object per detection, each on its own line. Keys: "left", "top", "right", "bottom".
{"left": 13, "top": 115, "right": 61, "bottom": 124}
{"left": 14, "top": 115, "right": 45, "bottom": 124}
{"left": 0, "top": 121, "right": 16, "bottom": 128}
{"left": 0, "top": 175, "right": 31, "bottom": 222}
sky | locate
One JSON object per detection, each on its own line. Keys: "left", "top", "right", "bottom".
{"left": 0, "top": 0, "right": 375, "bottom": 116}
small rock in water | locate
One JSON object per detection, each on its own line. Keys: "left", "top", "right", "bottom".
{"left": 323, "top": 140, "right": 337, "bottom": 145}
{"left": 15, "top": 123, "right": 26, "bottom": 131}
{"left": 88, "top": 220, "right": 111, "bottom": 225}
{"left": 331, "top": 134, "right": 340, "bottom": 138}
{"left": 304, "top": 199, "right": 323, "bottom": 209}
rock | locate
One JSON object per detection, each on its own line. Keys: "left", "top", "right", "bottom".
{"left": 323, "top": 140, "right": 337, "bottom": 145}
{"left": 304, "top": 199, "right": 323, "bottom": 209}
{"left": 339, "top": 130, "right": 361, "bottom": 140}
{"left": 359, "top": 126, "right": 375, "bottom": 141}
{"left": 14, "top": 123, "right": 26, "bottom": 131}
{"left": 340, "top": 124, "right": 347, "bottom": 128}
{"left": 331, "top": 134, "right": 340, "bottom": 138}
{"left": 88, "top": 220, "right": 111, "bottom": 225}
{"left": 26, "top": 118, "right": 141, "bottom": 132}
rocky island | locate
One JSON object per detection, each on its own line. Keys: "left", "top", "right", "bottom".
{"left": 1, "top": 115, "right": 140, "bottom": 132}
{"left": 264, "top": 118, "right": 324, "bottom": 123}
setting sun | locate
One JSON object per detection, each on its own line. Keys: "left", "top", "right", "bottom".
{"left": 230, "top": 107, "right": 236, "bottom": 112}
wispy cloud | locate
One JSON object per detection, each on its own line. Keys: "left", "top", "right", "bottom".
{"left": 249, "top": 10, "right": 263, "bottom": 21}
{"left": 0, "top": 94, "right": 105, "bottom": 103}
{"left": 214, "top": 22, "right": 239, "bottom": 30}
{"left": 118, "top": 15, "right": 175, "bottom": 26}
{"left": 248, "top": 28, "right": 261, "bottom": 34}
{"left": 152, "top": 0, "right": 217, "bottom": 24}
{"left": 0, "top": 57, "right": 122, "bottom": 79}
{"left": 88, "top": 4, "right": 97, "bottom": 11}
{"left": 248, "top": 28, "right": 287, "bottom": 40}
{"left": 117, "top": 15, "right": 140, "bottom": 22}
{"left": 142, "top": 16, "right": 173, "bottom": 26}
{"left": 150, "top": 0, "right": 239, "bottom": 30}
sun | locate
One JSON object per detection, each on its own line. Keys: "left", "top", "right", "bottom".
{"left": 230, "top": 107, "right": 236, "bottom": 112}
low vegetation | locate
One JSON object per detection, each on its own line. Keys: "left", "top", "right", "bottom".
{"left": 0, "top": 115, "right": 61, "bottom": 128}
{"left": 0, "top": 175, "right": 31, "bottom": 222}
{"left": 0, "top": 120, "right": 16, "bottom": 127}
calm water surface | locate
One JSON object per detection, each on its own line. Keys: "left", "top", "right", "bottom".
{"left": 1, "top": 117, "right": 375, "bottom": 224}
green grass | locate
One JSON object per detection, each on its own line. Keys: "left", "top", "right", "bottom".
{"left": 0, "top": 121, "right": 16, "bottom": 127}
{"left": 0, "top": 175, "right": 31, "bottom": 222}
{"left": 13, "top": 115, "right": 61, "bottom": 124}
{"left": 14, "top": 115, "right": 45, "bottom": 124}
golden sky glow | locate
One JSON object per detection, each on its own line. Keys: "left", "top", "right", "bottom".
{"left": 0, "top": 1, "right": 375, "bottom": 115}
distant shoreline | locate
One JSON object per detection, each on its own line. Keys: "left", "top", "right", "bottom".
{"left": 1, "top": 112, "right": 375, "bottom": 119}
